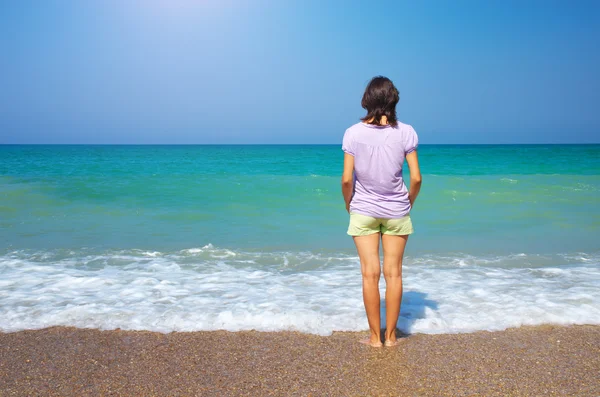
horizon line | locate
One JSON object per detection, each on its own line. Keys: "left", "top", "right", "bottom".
{"left": 1, "top": 143, "right": 599, "bottom": 146}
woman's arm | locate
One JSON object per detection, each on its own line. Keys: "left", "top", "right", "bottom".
{"left": 405, "top": 150, "right": 422, "bottom": 207}
{"left": 341, "top": 153, "right": 355, "bottom": 213}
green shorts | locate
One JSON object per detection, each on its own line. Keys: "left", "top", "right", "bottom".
{"left": 347, "top": 212, "right": 414, "bottom": 236}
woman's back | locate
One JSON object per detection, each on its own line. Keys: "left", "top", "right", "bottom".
{"left": 342, "top": 121, "right": 418, "bottom": 219}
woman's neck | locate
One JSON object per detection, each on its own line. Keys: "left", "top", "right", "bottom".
{"left": 366, "top": 115, "right": 389, "bottom": 126}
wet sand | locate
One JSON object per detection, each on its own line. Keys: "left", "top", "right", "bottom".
{"left": 1, "top": 325, "right": 598, "bottom": 396}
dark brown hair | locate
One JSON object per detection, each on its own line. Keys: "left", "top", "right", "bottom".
{"left": 360, "top": 76, "right": 399, "bottom": 127}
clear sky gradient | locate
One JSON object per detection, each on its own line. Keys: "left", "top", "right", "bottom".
{"left": 1, "top": 0, "right": 599, "bottom": 144}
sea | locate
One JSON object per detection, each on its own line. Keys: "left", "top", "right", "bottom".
{"left": 1, "top": 144, "right": 599, "bottom": 335}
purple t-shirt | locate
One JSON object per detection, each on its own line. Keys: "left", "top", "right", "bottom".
{"left": 342, "top": 121, "right": 418, "bottom": 218}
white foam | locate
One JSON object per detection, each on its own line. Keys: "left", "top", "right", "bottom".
{"left": 0, "top": 248, "right": 599, "bottom": 335}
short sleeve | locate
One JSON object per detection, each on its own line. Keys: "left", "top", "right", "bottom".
{"left": 342, "top": 129, "right": 355, "bottom": 156}
{"left": 405, "top": 126, "right": 419, "bottom": 154}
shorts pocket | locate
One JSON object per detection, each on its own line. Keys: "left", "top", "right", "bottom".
{"left": 381, "top": 216, "right": 414, "bottom": 235}
{"left": 347, "top": 213, "right": 381, "bottom": 236}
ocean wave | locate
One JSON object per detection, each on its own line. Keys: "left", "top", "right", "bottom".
{"left": 1, "top": 247, "right": 599, "bottom": 335}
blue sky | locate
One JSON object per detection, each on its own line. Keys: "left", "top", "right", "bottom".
{"left": 1, "top": 0, "right": 599, "bottom": 144}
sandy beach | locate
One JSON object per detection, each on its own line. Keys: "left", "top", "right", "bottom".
{"left": 0, "top": 325, "right": 598, "bottom": 396}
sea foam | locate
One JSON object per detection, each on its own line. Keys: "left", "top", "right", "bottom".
{"left": 1, "top": 246, "right": 598, "bottom": 335}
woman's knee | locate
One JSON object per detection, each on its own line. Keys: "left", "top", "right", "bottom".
{"left": 383, "top": 264, "right": 402, "bottom": 280}
{"left": 361, "top": 264, "right": 381, "bottom": 281}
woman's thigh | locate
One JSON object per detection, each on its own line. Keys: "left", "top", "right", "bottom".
{"left": 381, "top": 234, "right": 408, "bottom": 277}
{"left": 353, "top": 233, "right": 381, "bottom": 275}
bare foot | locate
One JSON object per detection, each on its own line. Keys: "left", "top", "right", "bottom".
{"left": 384, "top": 339, "right": 404, "bottom": 347}
{"left": 359, "top": 338, "right": 383, "bottom": 347}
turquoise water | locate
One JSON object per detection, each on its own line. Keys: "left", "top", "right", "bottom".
{"left": 1, "top": 144, "right": 599, "bottom": 334}
{"left": 1, "top": 144, "right": 598, "bottom": 253}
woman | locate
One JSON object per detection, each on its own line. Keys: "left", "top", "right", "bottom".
{"left": 342, "top": 76, "right": 422, "bottom": 347}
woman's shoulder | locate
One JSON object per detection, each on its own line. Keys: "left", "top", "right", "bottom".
{"left": 346, "top": 122, "right": 366, "bottom": 132}
{"left": 343, "top": 123, "right": 365, "bottom": 141}
{"left": 393, "top": 121, "right": 416, "bottom": 133}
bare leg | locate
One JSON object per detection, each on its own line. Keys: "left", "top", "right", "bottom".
{"left": 381, "top": 234, "right": 408, "bottom": 345}
{"left": 353, "top": 233, "right": 382, "bottom": 347}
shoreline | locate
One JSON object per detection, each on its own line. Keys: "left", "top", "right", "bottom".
{"left": 1, "top": 324, "right": 598, "bottom": 396}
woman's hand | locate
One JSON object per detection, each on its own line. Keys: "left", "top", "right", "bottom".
{"left": 341, "top": 153, "right": 355, "bottom": 213}
{"left": 406, "top": 151, "right": 422, "bottom": 208}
